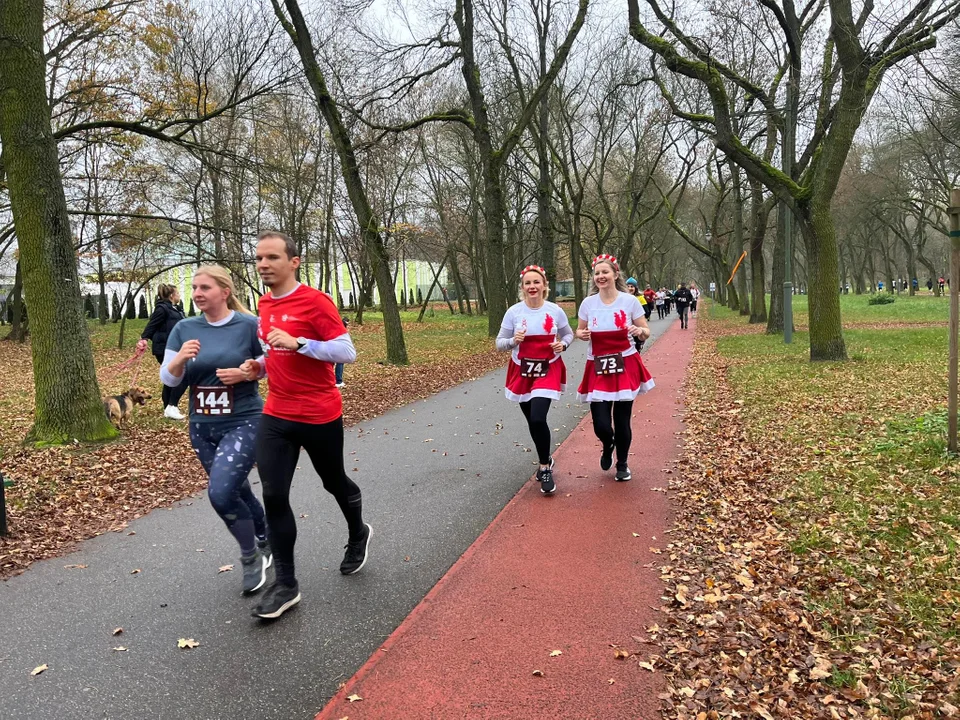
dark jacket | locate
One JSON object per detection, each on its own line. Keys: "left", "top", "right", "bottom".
{"left": 674, "top": 287, "right": 694, "bottom": 307}
{"left": 141, "top": 299, "right": 185, "bottom": 358}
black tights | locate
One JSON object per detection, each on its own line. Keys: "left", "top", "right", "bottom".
{"left": 255, "top": 414, "right": 364, "bottom": 587}
{"left": 155, "top": 355, "right": 187, "bottom": 408}
{"left": 519, "top": 397, "right": 552, "bottom": 465}
{"left": 590, "top": 400, "right": 634, "bottom": 467}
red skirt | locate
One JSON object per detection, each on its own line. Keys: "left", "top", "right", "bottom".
{"left": 577, "top": 351, "right": 654, "bottom": 403}
{"left": 505, "top": 356, "right": 566, "bottom": 402}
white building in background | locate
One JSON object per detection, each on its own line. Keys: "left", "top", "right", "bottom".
{"left": 148, "top": 258, "right": 450, "bottom": 310}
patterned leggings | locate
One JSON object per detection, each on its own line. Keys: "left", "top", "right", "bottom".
{"left": 190, "top": 416, "right": 267, "bottom": 557}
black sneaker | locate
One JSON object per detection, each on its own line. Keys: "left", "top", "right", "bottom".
{"left": 615, "top": 464, "right": 632, "bottom": 482}
{"left": 256, "top": 536, "right": 273, "bottom": 570}
{"left": 340, "top": 523, "right": 372, "bottom": 575}
{"left": 537, "top": 466, "right": 556, "bottom": 494}
{"left": 600, "top": 442, "right": 615, "bottom": 471}
{"left": 240, "top": 549, "right": 268, "bottom": 595}
{"left": 252, "top": 581, "right": 300, "bottom": 619}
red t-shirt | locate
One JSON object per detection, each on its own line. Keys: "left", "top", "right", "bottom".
{"left": 643, "top": 289, "right": 655, "bottom": 305}
{"left": 257, "top": 285, "right": 345, "bottom": 424}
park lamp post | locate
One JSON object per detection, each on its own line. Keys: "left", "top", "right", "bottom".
{"left": 947, "top": 189, "right": 960, "bottom": 453}
{"left": 0, "top": 472, "right": 7, "bottom": 536}
{"left": 705, "top": 231, "right": 713, "bottom": 299}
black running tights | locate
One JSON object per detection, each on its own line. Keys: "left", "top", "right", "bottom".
{"left": 255, "top": 414, "right": 364, "bottom": 587}
{"left": 519, "top": 397, "right": 552, "bottom": 465}
{"left": 154, "top": 354, "right": 187, "bottom": 408}
{"left": 590, "top": 400, "right": 634, "bottom": 466}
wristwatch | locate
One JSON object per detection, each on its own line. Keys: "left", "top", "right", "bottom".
{"left": 296, "top": 337, "right": 307, "bottom": 350}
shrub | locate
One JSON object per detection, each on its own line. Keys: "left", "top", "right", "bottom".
{"left": 868, "top": 294, "right": 895, "bottom": 306}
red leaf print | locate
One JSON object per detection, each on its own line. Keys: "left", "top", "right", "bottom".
{"left": 614, "top": 309, "right": 628, "bottom": 329}
{"left": 542, "top": 313, "right": 555, "bottom": 334}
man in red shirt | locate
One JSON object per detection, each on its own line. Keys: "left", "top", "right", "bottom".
{"left": 642, "top": 285, "right": 655, "bottom": 320}
{"left": 246, "top": 231, "right": 370, "bottom": 620}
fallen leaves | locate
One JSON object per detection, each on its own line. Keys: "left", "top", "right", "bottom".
{"left": 613, "top": 648, "right": 630, "bottom": 660}
{"left": 531, "top": 669, "right": 544, "bottom": 677}
{"left": 112, "top": 646, "right": 127, "bottom": 652}
{"left": 177, "top": 638, "right": 199, "bottom": 650}
{"left": 655, "top": 306, "right": 960, "bottom": 719}
{"left": 218, "top": 565, "right": 233, "bottom": 573}
{"left": 549, "top": 650, "right": 562, "bottom": 657}
{"left": 112, "top": 627, "right": 123, "bottom": 635}
{"left": 30, "top": 664, "right": 48, "bottom": 676}
{"left": 346, "top": 694, "right": 363, "bottom": 703}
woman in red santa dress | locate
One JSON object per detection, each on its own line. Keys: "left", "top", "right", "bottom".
{"left": 496, "top": 265, "right": 574, "bottom": 495}
{"left": 575, "top": 254, "right": 654, "bottom": 482}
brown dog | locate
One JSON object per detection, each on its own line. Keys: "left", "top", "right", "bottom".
{"left": 103, "top": 386, "right": 152, "bottom": 429}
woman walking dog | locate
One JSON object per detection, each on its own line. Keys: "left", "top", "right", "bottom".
{"left": 139, "top": 284, "right": 187, "bottom": 419}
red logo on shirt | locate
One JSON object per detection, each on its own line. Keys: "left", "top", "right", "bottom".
{"left": 614, "top": 310, "right": 628, "bottom": 329}
{"left": 542, "top": 313, "right": 554, "bottom": 334}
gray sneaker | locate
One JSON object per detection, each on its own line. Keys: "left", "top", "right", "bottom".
{"left": 240, "top": 550, "right": 268, "bottom": 595}
{"left": 256, "top": 536, "right": 273, "bottom": 570}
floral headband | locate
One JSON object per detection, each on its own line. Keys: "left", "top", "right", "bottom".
{"left": 520, "top": 265, "right": 547, "bottom": 279}
{"left": 592, "top": 254, "right": 619, "bottom": 271}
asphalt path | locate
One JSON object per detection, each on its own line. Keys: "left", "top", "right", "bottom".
{"left": 0, "top": 309, "right": 679, "bottom": 720}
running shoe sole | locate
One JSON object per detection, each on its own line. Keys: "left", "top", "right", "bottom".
{"left": 616, "top": 469, "right": 632, "bottom": 482}
{"left": 342, "top": 523, "right": 372, "bottom": 575}
{"left": 253, "top": 592, "right": 301, "bottom": 619}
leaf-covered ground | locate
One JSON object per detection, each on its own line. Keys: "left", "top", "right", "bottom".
{"left": 656, "top": 299, "right": 959, "bottom": 719}
{"left": 0, "top": 307, "right": 535, "bottom": 578}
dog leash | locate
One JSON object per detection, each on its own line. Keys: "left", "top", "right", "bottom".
{"left": 102, "top": 344, "right": 147, "bottom": 389}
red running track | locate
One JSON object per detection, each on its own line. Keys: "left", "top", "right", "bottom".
{"left": 316, "top": 319, "right": 694, "bottom": 720}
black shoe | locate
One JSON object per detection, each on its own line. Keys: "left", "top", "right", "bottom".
{"left": 252, "top": 581, "right": 300, "bottom": 619}
{"left": 537, "top": 466, "right": 556, "bottom": 494}
{"left": 341, "top": 523, "right": 372, "bottom": 575}
{"left": 615, "top": 464, "right": 632, "bottom": 482}
{"left": 600, "top": 442, "right": 615, "bottom": 471}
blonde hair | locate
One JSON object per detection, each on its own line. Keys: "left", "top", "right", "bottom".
{"left": 588, "top": 259, "right": 628, "bottom": 296}
{"left": 517, "top": 269, "right": 551, "bottom": 302}
{"left": 193, "top": 265, "right": 253, "bottom": 315}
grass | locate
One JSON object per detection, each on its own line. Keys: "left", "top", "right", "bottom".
{"left": 760, "top": 291, "right": 950, "bottom": 326}
{"left": 703, "top": 297, "right": 960, "bottom": 710}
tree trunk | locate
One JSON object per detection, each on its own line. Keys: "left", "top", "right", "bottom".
{"left": 0, "top": 0, "right": 116, "bottom": 443}
{"left": 730, "top": 163, "right": 749, "bottom": 317}
{"left": 799, "top": 201, "right": 847, "bottom": 361}
{"left": 537, "top": 99, "right": 554, "bottom": 280}
{"left": 767, "top": 205, "right": 786, "bottom": 333}
{"left": 417, "top": 255, "right": 449, "bottom": 322}
{"left": 7, "top": 260, "right": 28, "bottom": 342}
{"left": 749, "top": 183, "right": 768, "bottom": 324}
{"left": 275, "top": 0, "right": 408, "bottom": 364}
